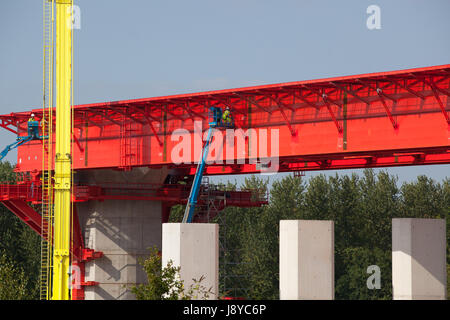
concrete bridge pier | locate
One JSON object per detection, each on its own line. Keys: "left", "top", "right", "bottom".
{"left": 392, "top": 218, "right": 447, "bottom": 300}
{"left": 162, "top": 223, "right": 219, "bottom": 299}
{"left": 76, "top": 167, "right": 169, "bottom": 300}
{"left": 279, "top": 220, "right": 335, "bottom": 300}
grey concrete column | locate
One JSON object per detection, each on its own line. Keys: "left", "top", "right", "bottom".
{"left": 279, "top": 220, "right": 334, "bottom": 300}
{"left": 79, "top": 199, "right": 162, "bottom": 300}
{"left": 162, "top": 223, "right": 219, "bottom": 299}
{"left": 77, "top": 168, "right": 168, "bottom": 300}
{"left": 392, "top": 218, "right": 446, "bottom": 300}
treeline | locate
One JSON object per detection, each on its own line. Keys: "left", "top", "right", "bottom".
{"left": 172, "top": 170, "right": 449, "bottom": 300}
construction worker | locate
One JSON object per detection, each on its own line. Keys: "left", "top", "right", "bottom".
{"left": 27, "top": 113, "right": 39, "bottom": 139}
{"left": 222, "top": 106, "right": 232, "bottom": 125}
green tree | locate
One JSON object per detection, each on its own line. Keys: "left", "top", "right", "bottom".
{"left": 131, "top": 246, "right": 213, "bottom": 300}
{"left": 235, "top": 175, "right": 303, "bottom": 299}
{"left": 358, "top": 170, "right": 399, "bottom": 249}
{"left": 168, "top": 204, "right": 184, "bottom": 222}
{"left": 131, "top": 246, "right": 186, "bottom": 300}
{"left": 0, "top": 251, "right": 29, "bottom": 300}
{"left": 213, "top": 176, "right": 269, "bottom": 298}
{"left": 400, "top": 175, "right": 446, "bottom": 219}
{"left": 336, "top": 247, "right": 391, "bottom": 300}
{"left": 328, "top": 173, "right": 364, "bottom": 249}
{"left": 0, "top": 161, "right": 41, "bottom": 299}
{"left": 303, "top": 174, "right": 332, "bottom": 220}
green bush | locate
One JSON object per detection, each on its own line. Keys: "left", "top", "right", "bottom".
{"left": 131, "top": 246, "right": 214, "bottom": 300}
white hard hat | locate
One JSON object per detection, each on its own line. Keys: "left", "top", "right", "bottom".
{"left": 31, "top": 113, "right": 35, "bottom": 117}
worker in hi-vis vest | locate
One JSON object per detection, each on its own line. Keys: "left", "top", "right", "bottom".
{"left": 28, "top": 113, "right": 39, "bottom": 138}
{"left": 222, "top": 106, "right": 232, "bottom": 125}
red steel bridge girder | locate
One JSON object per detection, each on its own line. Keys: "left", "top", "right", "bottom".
{"left": 12, "top": 109, "right": 450, "bottom": 173}
{"left": 0, "top": 64, "right": 448, "bottom": 174}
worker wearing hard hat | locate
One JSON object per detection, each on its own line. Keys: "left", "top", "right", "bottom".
{"left": 27, "top": 113, "right": 40, "bottom": 139}
{"left": 222, "top": 106, "right": 232, "bottom": 125}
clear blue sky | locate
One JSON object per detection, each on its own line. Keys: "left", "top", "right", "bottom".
{"left": 0, "top": 0, "right": 449, "bottom": 186}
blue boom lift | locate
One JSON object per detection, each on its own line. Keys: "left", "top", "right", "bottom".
{"left": 0, "top": 116, "right": 47, "bottom": 161}
{"left": 182, "top": 106, "right": 234, "bottom": 223}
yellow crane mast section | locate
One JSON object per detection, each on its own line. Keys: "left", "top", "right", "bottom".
{"left": 52, "top": 0, "right": 73, "bottom": 300}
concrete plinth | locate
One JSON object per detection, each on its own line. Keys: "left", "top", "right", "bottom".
{"left": 162, "top": 223, "right": 219, "bottom": 299}
{"left": 279, "top": 220, "right": 334, "bottom": 300}
{"left": 392, "top": 218, "right": 446, "bottom": 300}
{"left": 76, "top": 167, "right": 169, "bottom": 300}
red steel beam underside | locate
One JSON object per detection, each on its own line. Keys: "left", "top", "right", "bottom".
{"left": 0, "top": 183, "right": 267, "bottom": 207}
{"left": 0, "top": 64, "right": 448, "bottom": 174}
{"left": 0, "top": 198, "right": 85, "bottom": 261}
{"left": 1, "top": 200, "right": 42, "bottom": 235}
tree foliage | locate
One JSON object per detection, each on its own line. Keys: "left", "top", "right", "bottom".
{"left": 0, "top": 161, "right": 40, "bottom": 300}
{"left": 131, "top": 246, "right": 214, "bottom": 300}
{"left": 0, "top": 251, "right": 29, "bottom": 300}
{"left": 207, "top": 169, "right": 449, "bottom": 300}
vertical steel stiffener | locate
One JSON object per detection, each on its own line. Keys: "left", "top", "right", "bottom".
{"left": 52, "top": 0, "right": 72, "bottom": 300}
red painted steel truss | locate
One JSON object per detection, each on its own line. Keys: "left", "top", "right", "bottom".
{"left": 1, "top": 65, "right": 448, "bottom": 134}
{"left": 0, "top": 64, "right": 448, "bottom": 173}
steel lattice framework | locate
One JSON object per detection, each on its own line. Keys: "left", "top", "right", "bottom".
{"left": 1, "top": 64, "right": 449, "bottom": 174}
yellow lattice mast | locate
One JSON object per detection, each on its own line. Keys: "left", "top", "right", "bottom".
{"left": 52, "top": 0, "right": 73, "bottom": 300}
{"left": 40, "top": 0, "right": 55, "bottom": 300}
{"left": 40, "top": 0, "right": 74, "bottom": 300}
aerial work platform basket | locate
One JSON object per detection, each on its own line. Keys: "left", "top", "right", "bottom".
{"left": 209, "top": 106, "right": 235, "bottom": 129}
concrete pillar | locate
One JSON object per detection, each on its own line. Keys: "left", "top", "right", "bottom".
{"left": 162, "top": 223, "right": 219, "bottom": 299}
{"left": 279, "top": 220, "right": 334, "bottom": 300}
{"left": 76, "top": 167, "right": 169, "bottom": 300}
{"left": 392, "top": 218, "right": 446, "bottom": 300}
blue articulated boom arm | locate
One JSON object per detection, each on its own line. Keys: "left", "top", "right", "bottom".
{"left": 181, "top": 106, "right": 233, "bottom": 223}
{"left": 182, "top": 126, "right": 214, "bottom": 223}
{"left": 0, "top": 135, "right": 34, "bottom": 162}
{"left": 0, "top": 121, "right": 47, "bottom": 162}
